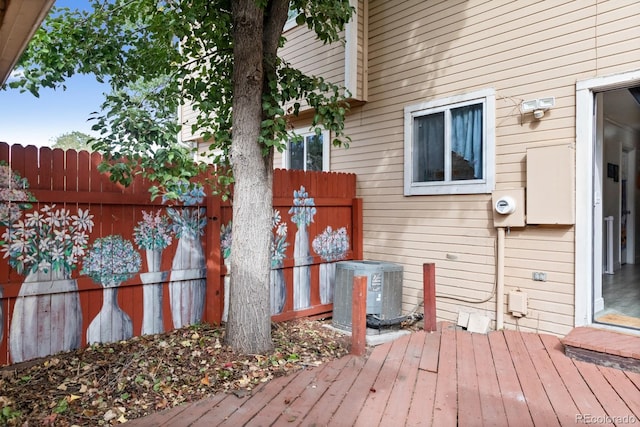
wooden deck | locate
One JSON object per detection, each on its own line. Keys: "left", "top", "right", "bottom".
{"left": 127, "top": 324, "right": 640, "bottom": 426}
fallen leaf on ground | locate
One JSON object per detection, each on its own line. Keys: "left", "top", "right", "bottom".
{"left": 0, "top": 319, "right": 358, "bottom": 425}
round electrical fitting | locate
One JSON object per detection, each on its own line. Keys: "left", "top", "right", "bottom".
{"left": 495, "top": 196, "right": 516, "bottom": 215}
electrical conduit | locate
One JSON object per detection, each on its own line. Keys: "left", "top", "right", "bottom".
{"left": 496, "top": 227, "right": 505, "bottom": 330}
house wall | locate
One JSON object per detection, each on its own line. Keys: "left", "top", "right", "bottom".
{"left": 180, "top": 100, "right": 199, "bottom": 143}
{"left": 282, "top": 0, "right": 640, "bottom": 336}
{"left": 280, "top": 23, "right": 346, "bottom": 89}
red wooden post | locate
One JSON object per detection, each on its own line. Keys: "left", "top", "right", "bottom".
{"left": 351, "top": 275, "right": 367, "bottom": 356}
{"left": 423, "top": 263, "right": 437, "bottom": 332}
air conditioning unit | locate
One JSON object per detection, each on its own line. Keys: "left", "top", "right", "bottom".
{"left": 333, "top": 260, "right": 403, "bottom": 331}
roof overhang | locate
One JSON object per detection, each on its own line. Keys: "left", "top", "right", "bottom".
{"left": 0, "top": 0, "right": 55, "bottom": 85}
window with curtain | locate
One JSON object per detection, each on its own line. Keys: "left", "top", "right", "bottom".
{"left": 404, "top": 89, "right": 495, "bottom": 195}
{"left": 282, "top": 129, "right": 330, "bottom": 172}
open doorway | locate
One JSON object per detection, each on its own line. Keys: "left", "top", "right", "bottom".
{"left": 594, "top": 86, "right": 640, "bottom": 329}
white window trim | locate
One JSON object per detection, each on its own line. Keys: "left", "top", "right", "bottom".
{"left": 283, "top": 16, "right": 298, "bottom": 32}
{"left": 344, "top": 0, "right": 358, "bottom": 97}
{"left": 284, "top": 6, "right": 300, "bottom": 33}
{"left": 281, "top": 128, "right": 331, "bottom": 172}
{"left": 403, "top": 88, "right": 496, "bottom": 196}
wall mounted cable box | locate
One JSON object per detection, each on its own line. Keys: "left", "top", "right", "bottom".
{"left": 508, "top": 290, "right": 528, "bottom": 317}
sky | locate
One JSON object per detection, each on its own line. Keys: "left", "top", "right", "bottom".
{"left": 0, "top": 0, "right": 106, "bottom": 147}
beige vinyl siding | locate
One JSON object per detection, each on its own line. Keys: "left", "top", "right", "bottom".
{"left": 278, "top": 0, "right": 638, "bottom": 336}
{"left": 321, "top": 0, "right": 640, "bottom": 337}
{"left": 180, "top": 102, "right": 199, "bottom": 142}
{"left": 281, "top": 22, "right": 346, "bottom": 86}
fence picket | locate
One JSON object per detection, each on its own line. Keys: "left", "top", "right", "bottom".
{"left": 0, "top": 142, "right": 8, "bottom": 163}
{"left": 39, "top": 147, "right": 53, "bottom": 191}
{"left": 65, "top": 149, "right": 79, "bottom": 193}
{"left": 78, "top": 150, "right": 90, "bottom": 192}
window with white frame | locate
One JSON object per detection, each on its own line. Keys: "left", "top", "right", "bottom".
{"left": 282, "top": 129, "right": 330, "bottom": 172}
{"left": 404, "top": 88, "right": 495, "bottom": 195}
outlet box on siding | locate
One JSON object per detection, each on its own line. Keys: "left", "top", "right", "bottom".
{"left": 508, "top": 290, "right": 528, "bottom": 317}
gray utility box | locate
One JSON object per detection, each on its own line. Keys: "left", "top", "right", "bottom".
{"left": 333, "top": 260, "right": 403, "bottom": 331}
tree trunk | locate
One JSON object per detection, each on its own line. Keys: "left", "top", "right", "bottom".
{"left": 226, "top": 0, "right": 273, "bottom": 354}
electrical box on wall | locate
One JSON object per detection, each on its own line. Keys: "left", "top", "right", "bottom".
{"left": 508, "top": 290, "right": 528, "bottom": 317}
{"left": 492, "top": 188, "right": 525, "bottom": 227}
{"left": 526, "top": 144, "right": 575, "bottom": 225}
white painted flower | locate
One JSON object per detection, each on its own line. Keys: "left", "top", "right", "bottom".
{"left": 72, "top": 208, "right": 94, "bottom": 231}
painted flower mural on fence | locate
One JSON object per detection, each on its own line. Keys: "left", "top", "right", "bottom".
{"left": 312, "top": 226, "right": 349, "bottom": 262}
{"left": 220, "top": 220, "right": 232, "bottom": 261}
{"left": 1, "top": 199, "right": 94, "bottom": 362}
{"left": 289, "top": 186, "right": 317, "bottom": 227}
{"left": 221, "top": 220, "right": 232, "bottom": 321}
{"left": 270, "top": 210, "right": 289, "bottom": 314}
{"left": 134, "top": 210, "right": 173, "bottom": 253}
{"left": 82, "top": 235, "right": 141, "bottom": 344}
{"left": 313, "top": 226, "right": 350, "bottom": 304}
{"left": 0, "top": 162, "right": 35, "bottom": 226}
{"left": 1, "top": 205, "right": 94, "bottom": 276}
{"left": 271, "top": 210, "right": 289, "bottom": 268}
{"left": 166, "top": 181, "right": 207, "bottom": 328}
{"left": 82, "top": 235, "right": 141, "bottom": 286}
{"left": 0, "top": 162, "right": 34, "bottom": 347}
{"left": 289, "top": 186, "right": 316, "bottom": 310}
{"left": 134, "top": 210, "right": 173, "bottom": 335}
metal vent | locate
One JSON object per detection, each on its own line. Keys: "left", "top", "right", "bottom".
{"left": 333, "top": 260, "right": 403, "bottom": 331}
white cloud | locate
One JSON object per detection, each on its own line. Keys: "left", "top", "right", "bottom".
{"left": 7, "top": 68, "right": 25, "bottom": 82}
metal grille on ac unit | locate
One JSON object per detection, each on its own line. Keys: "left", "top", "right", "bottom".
{"left": 333, "top": 260, "right": 403, "bottom": 332}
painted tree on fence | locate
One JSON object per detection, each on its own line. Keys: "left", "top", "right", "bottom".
{"left": 4, "top": 0, "right": 353, "bottom": 353}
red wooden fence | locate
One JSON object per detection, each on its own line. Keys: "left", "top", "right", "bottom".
{"left": 0, "top": 142, "right": 361, "bottom": 365}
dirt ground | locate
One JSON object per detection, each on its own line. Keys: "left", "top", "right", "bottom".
{"left": 0, "top": 319, "right": 352, "bottom": 426}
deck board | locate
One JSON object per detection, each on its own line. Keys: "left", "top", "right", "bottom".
{"left": 378, "top": 331, "right": 425, "bottom": 426}
{"left": 327, "top": 338, "right": 390, "bottom": 426}
{"left": 472, "top": 332, "right": 508, "bottom": 426}
{"left": 406, "top": 331, "right": 439, "bottom": 426}
{"left": 539, "top": 333, "right": 612, "bottom": 424}
{"left": 243, "top": 362, "right": 334, "bottom": 426}
{"left": 488, "top": 330, "right": 534, "bottom": 427}
{"left": 504, "top": 330, "right": 560, "bottom": 427}
{"left": 184, "top": 394, "right": 238, "bottom": 427}
{"left": 431, "top": 326, "right": 457, "bottom": 427}
{"left": 298, "top": 355, "right": 364, "bottom": 426}
{"left": 127, "top": 325, "right": 640, "bottom": 427}
{"left": 626, "top": 370, "right": 640, "bottom": 390}
{"left": 520, "top": 332, "right": 579, "bottom": 426}
{"left": 597, "top": 365, "right": 640, "bottom": 419}
{"left": 419, "top": 331, "right": 440, "bottom": 373}
{"left": 573, "top": 360, "right": 632, "bottom": 424}
{"left": 217, "top": 374, "right": 296, "bottom": 426}
{"left": 456, "top": 329, "right": 482, "bottom": 427}
{"left": 272, "top": 353, "right": 352, "bottom": 425}
{"left": 354, "top": 333, "right": 411, "bottom": 426}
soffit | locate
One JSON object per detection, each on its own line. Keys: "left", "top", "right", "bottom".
{"left": 0, "top": 0, "right": 54, "bottom": 85}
